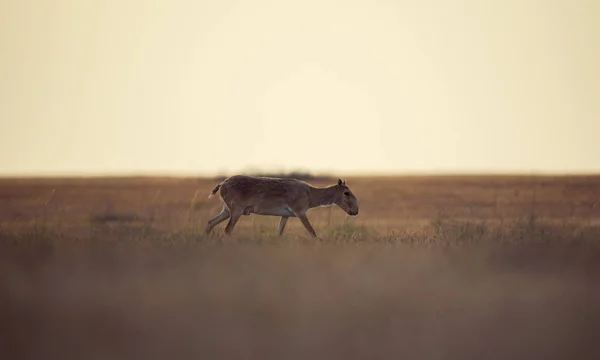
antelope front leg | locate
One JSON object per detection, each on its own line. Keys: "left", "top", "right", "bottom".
{"left": 277, "top": 216, "right": 289, "bottom": 236}
{"left": 298, "top": 214, "right": 318, "bottom": 238}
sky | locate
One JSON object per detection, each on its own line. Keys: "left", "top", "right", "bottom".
{"left": 1, "top": 0, "right": 599, "bottom": 176}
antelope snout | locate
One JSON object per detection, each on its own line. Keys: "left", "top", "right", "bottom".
{"left": 348, "top": 208, "right": 359, "bottom": 216}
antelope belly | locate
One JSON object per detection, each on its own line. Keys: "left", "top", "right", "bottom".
{"left": 252, "top": 206, "right": 296, "bottom": 217}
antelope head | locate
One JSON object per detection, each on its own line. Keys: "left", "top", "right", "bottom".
{"left": 334, "top": 179, "right": 359, "bottom": 216}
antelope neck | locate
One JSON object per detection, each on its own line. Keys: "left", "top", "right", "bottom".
{"left": 309, "top": 185, "right": 338, "bottom": 208}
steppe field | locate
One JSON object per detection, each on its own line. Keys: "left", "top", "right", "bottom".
{"left": 1, "top": 175, "right": 600, "bottom": 359}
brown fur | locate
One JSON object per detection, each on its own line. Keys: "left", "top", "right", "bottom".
{"left": 205, "top": 175, "right": 359, "bottom": 238}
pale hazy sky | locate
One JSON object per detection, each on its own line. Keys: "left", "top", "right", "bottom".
{"left": 1, "top": 0, "right": 599, "bottom": 176}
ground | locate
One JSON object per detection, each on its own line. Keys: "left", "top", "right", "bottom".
{"left": 1, "top": 175, "right": 599, "bottom": 359}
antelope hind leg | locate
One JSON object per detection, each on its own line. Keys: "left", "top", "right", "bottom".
{"left": 278, "top": 216, "right": 289, "bottom": 236}
{"left": 206, "top": 207, "right": 230, "bottom": 234}
{"left": 224, "top": 208, "right": 243, "bottom": 235}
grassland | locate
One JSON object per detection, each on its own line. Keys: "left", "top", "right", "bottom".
{"left": 1, "top": 175, "right": 600, "bottom": 359}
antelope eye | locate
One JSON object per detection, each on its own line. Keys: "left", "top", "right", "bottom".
{"left": 344, "top": 191, "right": 350, "bottom": 196}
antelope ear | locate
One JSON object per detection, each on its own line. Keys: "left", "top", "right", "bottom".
{"left": 337, "top": 179, "right": 343, "bottom": 186}
{"left": 342, "top": 180, "right": 347, "bottom": 186}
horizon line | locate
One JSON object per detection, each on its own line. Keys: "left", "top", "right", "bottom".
{"left": 1, "top": 170, "right": 600, "bottom": 179}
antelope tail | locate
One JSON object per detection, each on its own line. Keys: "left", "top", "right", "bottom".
{"left": 208, "top": 183, "right": 222, "bottom": 198}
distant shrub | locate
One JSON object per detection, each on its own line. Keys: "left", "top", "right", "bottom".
{"left": 89, "top": 212, "right": 139, "bottom": 224}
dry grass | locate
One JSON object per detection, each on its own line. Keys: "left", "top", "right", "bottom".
{"left": 1, "top": 175, "right": 600, "bottom": 359}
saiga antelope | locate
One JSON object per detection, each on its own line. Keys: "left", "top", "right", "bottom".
{"left": 205, "top": 175, "right": 359, "bottom": 238}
